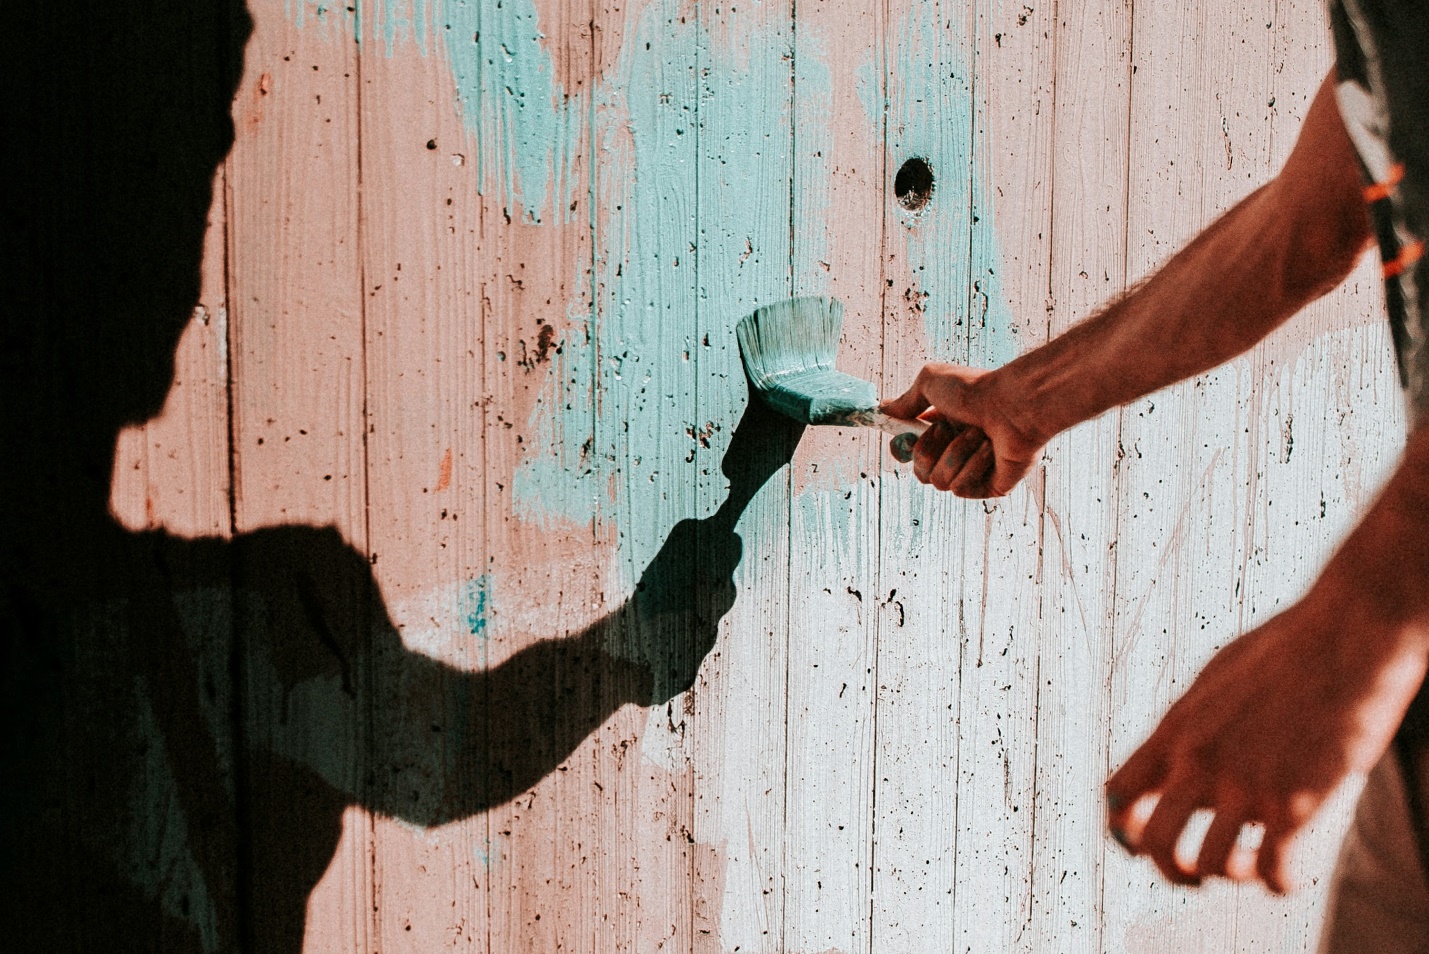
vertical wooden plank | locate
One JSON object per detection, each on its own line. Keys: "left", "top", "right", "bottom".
{"left": 584, "top": 1, "right": 700, "bottom": 949}
{"left": 865, "top": 0, "right": 1047, "bottom": 950}
{"left": 1106, "top": 0, "right": 1268, "bottom": 943}
{"left": 354, "top": 1, "right": 512, "bottom": 947}
{"left": 955, "top": 0, "right": 1054, "bottom": 948}
{"left": 773, "top": 2, "right": 882, "bottom": 952}
{"left": 690, "top": 1, "right": 798, "bottom": 953}
{"left": 786, "top": 23, "right": 879, "bottom": 952}
{"left": 397, "top": 1, "right": 641, "bottom": 951}
{"left": 225, "top": 1, "right": 373, "bottom": 948}
{"left": 873, "top": 1, "right": 976, "bottom": 948}
{"left": 109, "top": 176, "right": 234, "bottom": 539}
{"left": 1219, "top": 4, "right": 1399, "bottom": 947}
{"left": 1027, "top": 0, "right": 1130, "bottom": 950}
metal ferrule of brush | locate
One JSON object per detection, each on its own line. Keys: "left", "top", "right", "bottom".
{"left": 737, "top": 296, "right": 931, "bottom": 464}
{"left": 827, "top": 409, "right": 930, "bottom": 463}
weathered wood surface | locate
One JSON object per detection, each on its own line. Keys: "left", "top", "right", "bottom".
{"left": 94, "top": 0, "right": 1402, "bottom": 950}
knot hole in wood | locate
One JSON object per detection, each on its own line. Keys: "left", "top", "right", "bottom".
{"left": 894, "top": 157, "right": 934, "bottom": 212}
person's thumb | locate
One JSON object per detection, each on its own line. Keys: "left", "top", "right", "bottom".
{"left": 882, "top": 367, "right": 940, "bottom": 420}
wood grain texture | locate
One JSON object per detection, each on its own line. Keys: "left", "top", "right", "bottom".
{"left": 78, "top": 0, "right": 1404, "bottom": 950}
{"left": 357, "top": 4, "right": 494, "bottom": 948}
{"left": 225, "top": 5, "right": 374, "bottom": 950}
{"left": 110, "top": 176, "right": 233, "bottom": 539}
{"left": 1026, "top": 0, "right": 1130, "bottom": 950}
{"left": 692, "top": 3, "right": 798, "bottom": 954}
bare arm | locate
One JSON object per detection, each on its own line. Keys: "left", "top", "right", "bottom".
{"left": 885, "top": 72, "right": 1372, "bottom": 496}
{"left": 886, "top": 70, "right": 1429, "bottom": 894}
{"left": 1104, "top": 422, "right": 1429, "bottom": 892}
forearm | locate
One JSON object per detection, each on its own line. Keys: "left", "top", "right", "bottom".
{"left": 1309, "top": 423, "right": 1429, "bottom": 655}
{"left": 994, "top": 73, "right": 1370, "bottom": 443}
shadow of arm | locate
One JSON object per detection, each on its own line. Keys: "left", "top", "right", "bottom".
{"left": 276, "top": 399, "right": 802, "bottom": 826}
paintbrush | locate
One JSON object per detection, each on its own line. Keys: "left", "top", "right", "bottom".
{"left": 736, "top": 296, "right": 929, "bottom": 463}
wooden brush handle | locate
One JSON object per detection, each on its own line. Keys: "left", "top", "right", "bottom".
{"left": 862, "top": 411, "right": 929, "bottom": 463}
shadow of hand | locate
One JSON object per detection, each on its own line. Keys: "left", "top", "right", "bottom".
{"left": 622, "top": 396, "right": 803, "bottom": 705}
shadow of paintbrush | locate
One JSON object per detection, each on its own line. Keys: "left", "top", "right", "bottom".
{"left": 619, "top": 395, "right": 803, "bottom": 704}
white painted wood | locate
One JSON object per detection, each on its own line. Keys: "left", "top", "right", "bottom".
{"left": 1100, "top": 2, "right": 1382, "bottom": 951}
{"left": 1020, "top": 1, "right": 1134, "bottom": 952}
{"left": 96, "top": 0, "right": 1407, "bottom": 949}
{"left": 776, "top": 3, "right": 884, "bottom": 952}
{"left": 690, "top": 2, "right": 799, "bottom": 954}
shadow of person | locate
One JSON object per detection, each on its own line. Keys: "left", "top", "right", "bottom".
{"left": 0, "top": 2, "right": 802, "bottom": 949}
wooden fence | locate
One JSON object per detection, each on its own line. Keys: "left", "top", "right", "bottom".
{"left": 94, "top": 0, "right": 1402, "bottom": 949}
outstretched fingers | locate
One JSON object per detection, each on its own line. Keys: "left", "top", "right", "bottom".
{"left": 1194, "top": 802, "right": 1252, "bottom": 882}
{"left": 1256, "top": 819, "right": 1297, "bottom": 894}
{"left": 1107, "top": 739, "right": 1171, "bottom": 836}
{"left": 1137, "top": 782, "right": 1204, "bottom": 885}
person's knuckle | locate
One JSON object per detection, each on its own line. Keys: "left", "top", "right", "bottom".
{"left": 1285, "top": 790, "right": 1318, "bottom": 827}
{"left": 1178, "top": 737, "right": 1219, "bottom": 776}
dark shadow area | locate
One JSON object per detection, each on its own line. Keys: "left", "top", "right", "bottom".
{"left": 0, "top": 2, "right": 801, "bottom": 950}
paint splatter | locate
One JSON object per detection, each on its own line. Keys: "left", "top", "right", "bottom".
{"left": 435, "top": 447, "right": 452, "bottom": 491}
{"left": 285, "top": 0, "right": 1015, "bottom": 551}
{"left": 458, "top": 574, "right": 488, "bottom": 642}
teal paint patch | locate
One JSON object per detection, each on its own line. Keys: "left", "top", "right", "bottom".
{"left": 287, "top": 0, "right": 359, "bottom": 38}
{"left": 472, "top": 834, "right": 502, "bottom": 871}
{"left": 362, "top": 0, "right": 585, "bottom": 221}
{"left": 457, "top": 574, "right": 489, "bottom": 642}
{"left": 443, "top": 0, "right": 585, "bottom": 223}
{"left": 371, "top": 0, "right": 431, "bottom": 55}
{"left": 288, "top": 0, "right": 1012, "bottom": 548}
{"left": 510, "top": 1, "right": 800, "bottom": 573}
{"left": 887, "top": 3, "right": 1015, "bottom": 367}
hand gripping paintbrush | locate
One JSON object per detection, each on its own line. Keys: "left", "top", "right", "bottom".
{"left": 735, "top": 296, "right": 929, "bottom": 462}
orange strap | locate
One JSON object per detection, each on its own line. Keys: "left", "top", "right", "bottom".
{"left": 1365, "top": 162, "right": 1406, "bottom": 203}
{"left": 1384, "top": 239, "right": 1425, "bottom": 279}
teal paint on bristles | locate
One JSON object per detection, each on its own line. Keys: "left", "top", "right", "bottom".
{"left": 736, "top": 296, "right": 924, "bottom": 462}
{"left": 736, "top": 297, "right": 876, "bottom": 424}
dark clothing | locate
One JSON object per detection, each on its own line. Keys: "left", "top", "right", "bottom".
{"left": 1328, "top": 0, "right": 1429, "bottom": 935}
{"left": 1330, "top": 0, "right": 1429, "bottom": 414}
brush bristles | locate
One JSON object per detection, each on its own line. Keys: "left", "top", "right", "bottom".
{"left": 736, "top": 296, "right": 878, "bottom": 425}
{"left": 737, "top": 296, "right": 843, "bottom": 386}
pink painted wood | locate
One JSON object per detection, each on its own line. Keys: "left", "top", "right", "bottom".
{"left": 100, "top": 0, "right": 1401, "bottom": 949}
